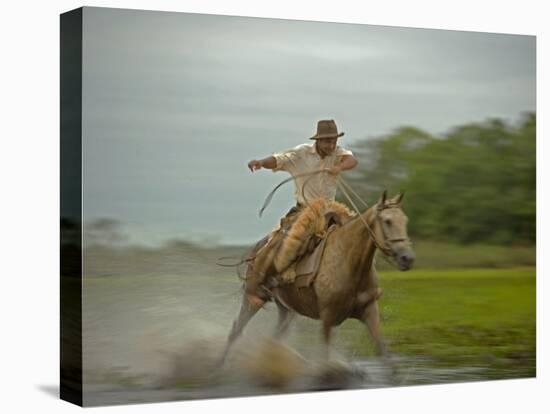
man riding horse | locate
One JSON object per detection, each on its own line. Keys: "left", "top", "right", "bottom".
{"left": 219, "top": 130, "right": 414, "bottom": 366}
{"left": 246, "top": 119, "right": 358, "bottom": 308}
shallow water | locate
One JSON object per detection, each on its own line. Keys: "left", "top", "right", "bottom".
{"left": 82, "top": 354, "right": 495, "bottom": 406}
{"left": 80, "top": 269, "right": 532, "bottom": 407}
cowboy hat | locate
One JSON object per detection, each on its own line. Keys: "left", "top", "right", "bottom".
{"left": 309, "top": 119, "right": 345, "bottom": 140}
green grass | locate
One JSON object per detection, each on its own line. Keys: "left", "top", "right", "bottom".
{"left": 341, "top": 267, "right": 536, "bottom": 379}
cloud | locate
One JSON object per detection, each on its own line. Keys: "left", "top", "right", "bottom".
{"left": 80, "top": 7, "right": 535, "bottom": 245}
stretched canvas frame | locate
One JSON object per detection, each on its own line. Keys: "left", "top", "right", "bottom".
{"left": 60, "top": 6, "right": 536, "bottom": 407}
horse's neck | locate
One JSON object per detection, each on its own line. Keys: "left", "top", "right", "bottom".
{"left": 340, "top": 206, "right": 378, "bottom": 273}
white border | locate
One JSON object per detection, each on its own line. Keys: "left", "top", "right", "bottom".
{"left": 1, "top": 1, "right": 547, "bottom": 412}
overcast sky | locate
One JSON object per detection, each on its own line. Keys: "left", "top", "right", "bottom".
{"left": 81, "top": 6, "right": 535, "bottom": 246}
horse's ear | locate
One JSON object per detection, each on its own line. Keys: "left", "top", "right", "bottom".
{"left": 380, "top": 190, "right": 387, "bottom": 205}
{"left": 396, "top": 192, "right": 405, "bottom": 204}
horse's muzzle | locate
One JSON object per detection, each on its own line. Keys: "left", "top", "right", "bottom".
{"left": 395, "top": 248, "right": 415, "bottom": 271}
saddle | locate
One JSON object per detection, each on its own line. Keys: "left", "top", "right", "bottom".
{"left": 278, "top": 225, "right": 338, "bottom": 288}
{"left": 254, "top": 199, "right": 356, "bottom": 289}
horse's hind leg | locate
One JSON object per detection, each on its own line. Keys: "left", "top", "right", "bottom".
{"left": 273, "top": 299, "right": 295, "bottom": 339}
{"left": 218, "top": 293, "right": 261, "bottom": 366}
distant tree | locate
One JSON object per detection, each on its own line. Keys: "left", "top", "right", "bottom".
{"left": 347, "top": 113, "right": 535, "bottom": 245}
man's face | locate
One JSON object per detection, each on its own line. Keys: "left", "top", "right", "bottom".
{"left": 315, "top": 137, "right": 338, "bottom": 158}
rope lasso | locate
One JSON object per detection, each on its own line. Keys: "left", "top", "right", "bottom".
{"left": 259, "top": 169, "right": 327, "bottom": 217}
{"left": 216, "top": 252, "right": 255, "bottom": 280}
{"left": 258, "top": 168, "right": 387, "bottom": 256}
{"left": 338, "top": 176, "right": 369, "bottom": 209}
{"left": 337, "top": 176, "right": 401, "bottom": 269}
{"left": 257, "top": 167, "right": 396, "bottom": 262}
{"left": 336, "top": 178, "right": 387, "bottom": 254}
{"left": 217, "top": 170, "right": 325, "bottom": 270}
{"left": 215, "top": 256, "right": 253, "bottom": 267}
{"left": 221, "top": 169, "right": 399, "bottom": 270}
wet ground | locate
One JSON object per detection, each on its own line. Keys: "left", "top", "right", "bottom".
{"left": 81, "top": 263, "right": 534, "bottom": 407}
{"left": 82, "top": 353, "right": 494, "bottom": 406}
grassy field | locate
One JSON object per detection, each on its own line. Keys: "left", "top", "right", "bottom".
{"left": 338, "top": 267, "right": 536, "bottom": 380}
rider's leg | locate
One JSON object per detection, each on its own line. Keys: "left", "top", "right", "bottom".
{"left": 245, "top": 236, "right": 272, "bottom": 307}
{"left": 245, "top": 205, "right": 302, "bottom": 307}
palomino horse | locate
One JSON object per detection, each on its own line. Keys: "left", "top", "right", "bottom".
{"left": 220, "top": 192, "right": 415, "bottom": 363}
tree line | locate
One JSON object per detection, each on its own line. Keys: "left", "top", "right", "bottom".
{"left": 345, "top": 112, "right": 535, "bottom": 245}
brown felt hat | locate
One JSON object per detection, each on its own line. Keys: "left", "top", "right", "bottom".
{"left": 309, "top": 119, "right": 345, "bottom": 140}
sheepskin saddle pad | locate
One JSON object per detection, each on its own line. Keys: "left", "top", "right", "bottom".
{"left": 273, "top": 198, "right": 356, "bottom": 285}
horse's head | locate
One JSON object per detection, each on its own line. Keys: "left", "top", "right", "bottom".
{"left": 373, "top": 191, "right": 415, "bottom": 271}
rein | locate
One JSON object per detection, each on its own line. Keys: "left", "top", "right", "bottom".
{"left": 338, "top": 178, "right": 409, "bottom": 248}
{"left": 257, "top": 169, "right": 409, "bottom": 267}
{"left": 259, "top": 169, "right": 326, "bottom": 217}
{"left": 336, "top": 178, "right": 391, "bottom": 256}
{"left": 336, "top": 178, "right": 406, "bottom": 270}
{"left": 216, "top": 170, "right": 326, "bottom": 271}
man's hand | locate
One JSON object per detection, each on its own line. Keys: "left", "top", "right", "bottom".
{"left": 248, "top": 159, "right": 263, "bottom": 172}
{"left": 324, "top": 165, "right": 342, "bottom": 176}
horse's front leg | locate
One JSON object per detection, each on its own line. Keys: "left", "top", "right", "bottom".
{"left": 359, "top": 265, "right": 387, "bottom": 356}
{"left": 361, "top": 301, "right": 386, "bottom": 356}
{"left": 274, "top": 299, "right": 295, "bottom": 339}
{"left": 218, "top": 293, "right": 261, "bottom": 367}
{"left": 360, "top": 301, "right": 400, "bottom": 382}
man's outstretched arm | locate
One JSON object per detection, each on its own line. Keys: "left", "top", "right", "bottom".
{"left": 248, "top": 156, "right": 277, "bottom": 172}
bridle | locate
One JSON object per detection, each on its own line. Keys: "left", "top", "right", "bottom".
{"left": 373, "top": 202, "right": 411, "bottom": 257}
{"left": 345, "top": 200, "right": 409, "bottom": 259}
{"left": 336, "top": 177, "right": 410, "bottom": 262}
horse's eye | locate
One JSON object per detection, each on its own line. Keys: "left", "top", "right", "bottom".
{"left": 384, "top": 219, "right": 392, "bottom": 226}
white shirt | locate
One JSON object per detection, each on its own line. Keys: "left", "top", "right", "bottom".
{"left": 272, "top": 143, "right": 353, "bottom": 205}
